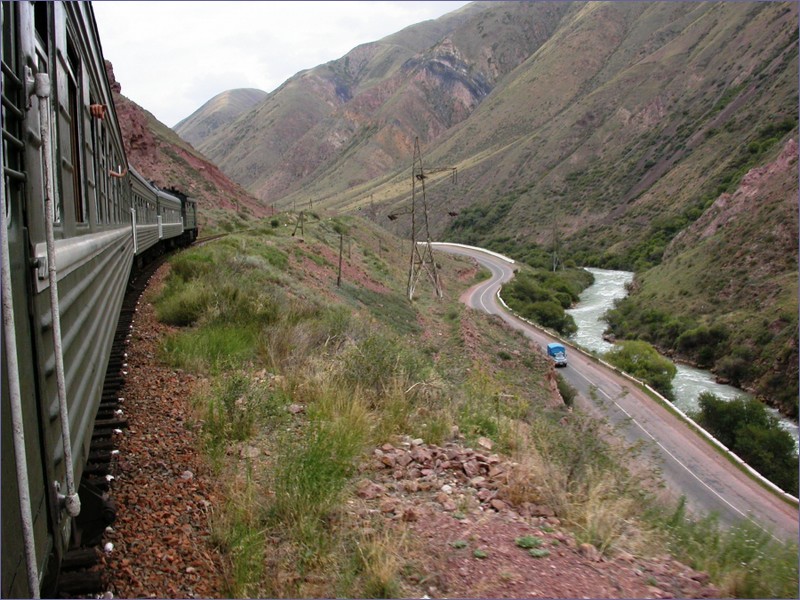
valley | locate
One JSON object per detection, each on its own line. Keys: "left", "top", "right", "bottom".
{"left": 101, "top": 1, "right": 800, "bottom": 596}
{"left": 173, "top": 1, "right": 798, "bottom": 419}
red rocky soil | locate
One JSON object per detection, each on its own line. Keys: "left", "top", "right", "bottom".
{"left": 98, "top": 263, "right": 719, "bottom": 599}
{"left": 353, "top": 439, "right": 719, "bottom": 599}
{"left": 100, "top": 266, "right": 224, "bottom": 598}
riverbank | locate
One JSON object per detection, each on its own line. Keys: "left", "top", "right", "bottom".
{"left": 566, "top": 268, "right": 798, "bottom": 445}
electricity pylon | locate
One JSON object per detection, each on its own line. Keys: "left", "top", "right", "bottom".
{"left": 406, "top": 137, "right": 456, "bottom": 300}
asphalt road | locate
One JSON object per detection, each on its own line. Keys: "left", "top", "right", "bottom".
{"left": 433, "top": 243, "right": 799, "bottom": 539}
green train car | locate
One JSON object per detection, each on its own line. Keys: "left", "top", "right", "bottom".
{"left": 2, "top": 2, "right": 196, "bottom": 597}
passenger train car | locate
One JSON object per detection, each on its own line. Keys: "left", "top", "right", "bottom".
{"left": 2, "top": 2, "right": 197, "bottom": 597}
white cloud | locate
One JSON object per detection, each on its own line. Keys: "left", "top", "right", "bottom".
{"left": 92, "top": 0, "right": 471, "bottom": 127}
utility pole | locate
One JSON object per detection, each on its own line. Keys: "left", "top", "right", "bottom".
{"left": 337, "top": 233, "right": 343, "bottom": 287}
{"left": 551, "top": 209, "right": 560, "bottom": 272}
{"left": 405, "top": 137, "right": 456, "bottom": 301}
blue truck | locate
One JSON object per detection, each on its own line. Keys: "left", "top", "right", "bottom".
{"left": 547, "top": 343, "right": 568, "bottom": 367}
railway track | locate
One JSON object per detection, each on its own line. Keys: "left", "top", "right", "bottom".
{"left": 55, "top": 254, "right": 170, "bottom": 598}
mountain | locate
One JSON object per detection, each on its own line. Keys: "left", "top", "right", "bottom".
{"left": 178, "top": 1, "right": 797, "bottom": 412}
{"left": 191, "top": 0, "right": 554, "bottom": 202}
{"left": 174, "top": 88, "right": 268, "bottom": 148}
{"left": 192, "top": 2, "right": 797, "bottom": 245}
{"left": 105, "top": 62, "right": 270, "bottom": 227}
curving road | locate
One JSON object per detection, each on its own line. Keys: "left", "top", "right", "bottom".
{"left": 434, "top": 243, "right": 799, "bottom": 539}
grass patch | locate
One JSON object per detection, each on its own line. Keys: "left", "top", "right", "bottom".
{"left": 515, "top": 535, "right": 543, "bottom": 549}
{"left": 211, "top": 471, "right": 266, "bottom": 597}
{"left": 268, "top": 388, "right": 372, "bottom": 536}
{"left": 340, "top": 283, "right": 422, "bottom": 335}
{"left": 163, "top": 323, "right": 258, "bottom": 373}
{"left": 656, "top": 498, "right": 799, "bottom": 598}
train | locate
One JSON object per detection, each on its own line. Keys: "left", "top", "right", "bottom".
{"left": 2, "top": 2, "right": 197, "bottom": 597}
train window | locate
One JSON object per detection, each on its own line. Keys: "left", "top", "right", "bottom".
{"left": 112, "top": 153, "right": 122, "bottom": 222}
{"left": 100, "top": 126, "right": 109, "bottom": 223}
{"left": 49, "top": 100, "right": 62, "bottom": 225}
{"left": 2, "top": 2, "right": 22, "bottom": 228}
{"left": 111, "top": 166, "right": 118, "bottom": 223}
{"left": 90, "top": 96, "right": 103, "bottom": 225}
{"left": 66, "top": 37, "right": 86, "bottom": 224}
{"left": 34, "top": 2, "right": 49, "bottom": 53}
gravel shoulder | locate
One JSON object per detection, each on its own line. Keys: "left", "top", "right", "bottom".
{"left": 102, "top": 265, "right": 225, "bottom": 598}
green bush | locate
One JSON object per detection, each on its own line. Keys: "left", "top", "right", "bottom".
{"left": 676, "top": 324, "right": 728, "bottom": 367}
{"left": 163, "top": 323, "right": 258, "bottom": 373}
{"left": 556, "top": 374, "right": 577, "bottom": 408}
{"left": 270, "top": 399, "right": 369, "bottom": 532}
{"left": 503, "top": 271, "right": 581, "bottom": 335}
{"left": 155, "top": 279, "right": 211, "bottom": 326}
{"left": 169, "top": 248, "right": 216, "bottom": 282}
{"left": 604, "top": 340, "right": 677, "bottom": 400}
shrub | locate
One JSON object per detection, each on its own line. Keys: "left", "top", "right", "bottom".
{"left": 713, "top": 355, "right": 750, "bottom": 387}
{"left": 169, "top": 248, "right": 216, "bottom": 282}
{"left": 269, "top": 393, "right": 370, "bottom": 530}
{"left": 604, "top": 340, "right": 677, "bottom": 400}
{"left": 556, "top": 374, "right": 577, "bottom": 408}
{"left": 659, "top": 499, "right": 799, "bottom": 598}
{"left": 340, "top": 333, "right": 430, "bottom": 398}
{"left": 163, "top": 323, "right": 258, "bottom": 373}
{"left": 502, "top": 269, "right": 587, "bottom": 335}
{"left": 676, "top": 324, "right": 728, "bottom": 367}
{"left": 155, "top": 279, "right": 211, "bottom": 326}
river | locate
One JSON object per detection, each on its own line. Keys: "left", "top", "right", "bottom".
{"left": 566, "top": 267, "right": 799, "bottom": 446}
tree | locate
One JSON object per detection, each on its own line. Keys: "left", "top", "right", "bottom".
{"left": 695, "top": 393, "right": 798, "bottom": 494}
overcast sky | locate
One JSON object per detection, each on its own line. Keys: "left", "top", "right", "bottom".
{"left": 92, "top": 1, "right": 471, "bottom": 127}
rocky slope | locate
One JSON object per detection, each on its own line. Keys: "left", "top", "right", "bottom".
{"left": 105, "top": 62, "right": 269, "bottom": 227}
{"left": 629, "top": 139, "right": 799, "bottom": 416}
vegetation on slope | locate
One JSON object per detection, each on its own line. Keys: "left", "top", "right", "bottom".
{"left": 604, "top": 137, "right": 799, "bottom": 418}
{"left": 149, "top": 215, "right": 796, "bottom": 597}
